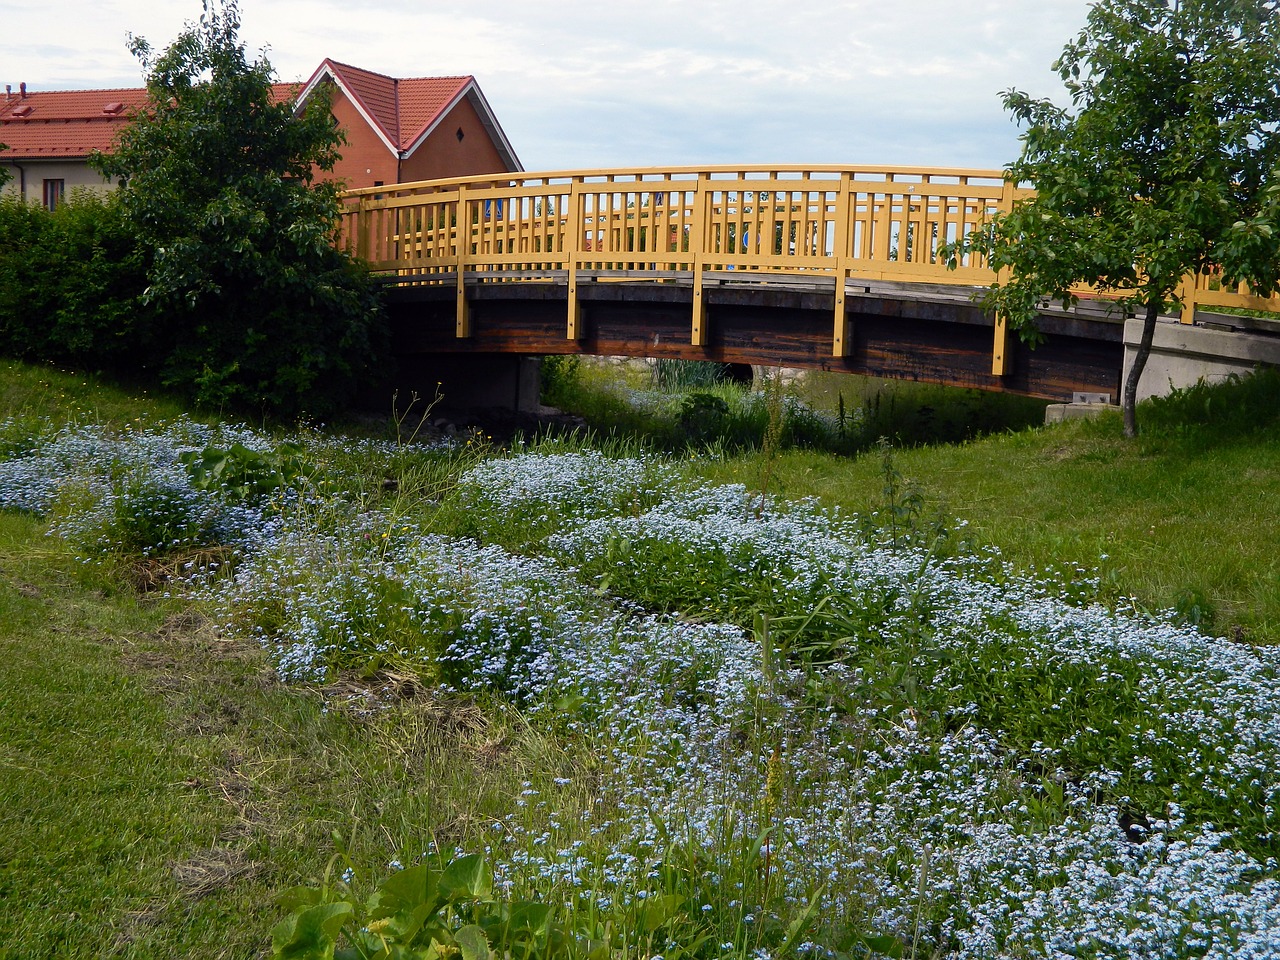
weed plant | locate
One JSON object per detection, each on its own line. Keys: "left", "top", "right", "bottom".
{"left": 6, "top": 406, "right": 1280, "bottom": 959}
{"left": 650, "top": 358, "right": 737, "bottom": 392}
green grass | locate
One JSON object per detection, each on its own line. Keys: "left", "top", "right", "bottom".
{"left": 684, "top": 380, "right": 1280, "bottom": 642}
{"left": 543, "top": 357, "right": 1279, "bottom": 640}
{"left": 0, "top": 370, "right": 553, "bottom": 954}
{"left": 0, "top": 509, "right": 561, "bottom": 956}
{"left": 0, "top": 360, "right": 190, "bottom": 431}
{"left": 2, "top": 360, "right": 1279, "bottom": 955}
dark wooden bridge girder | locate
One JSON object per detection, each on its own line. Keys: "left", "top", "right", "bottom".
{"left": 384, "top": 278, "right": 1125, "bottom": 402}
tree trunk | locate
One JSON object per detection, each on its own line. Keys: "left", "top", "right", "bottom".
{"left": 1122, "top": 299, "right": 1161, "bottom": 438}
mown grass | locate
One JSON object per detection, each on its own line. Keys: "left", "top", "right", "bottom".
{"left": 2, "top": 359, "right": 1279, "bottom": 957}
{"left": 0, "top": 372, "right": 548, "bottom": 955}
{"left": 0, "top": 505, "right": 560, "bottom": 957}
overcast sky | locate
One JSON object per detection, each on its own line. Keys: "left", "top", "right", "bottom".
{"left": 4, "top": 0, "right": 1092, "bottom": 172}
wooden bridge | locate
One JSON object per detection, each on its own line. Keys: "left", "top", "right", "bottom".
{"left": 338, "top": 165, "right": 1280, "bottom": 403}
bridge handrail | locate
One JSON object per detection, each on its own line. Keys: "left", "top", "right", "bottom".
{"left": 337, "top": 165, "right": 1279, "bottom": 368}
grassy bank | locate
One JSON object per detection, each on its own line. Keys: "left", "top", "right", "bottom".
{"left": 549, "top": 358, "right": 1279, "bottom": 641}
{"left": 2, "top": 359, "right": 1279, "bottom": 958}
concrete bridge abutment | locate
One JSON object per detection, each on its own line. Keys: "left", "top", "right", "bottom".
{"left": 1122, "top": 315, "right": 1280, "bottom": 402}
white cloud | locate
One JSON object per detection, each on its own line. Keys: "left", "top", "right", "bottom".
{"left": 5, "top": 0, "right": 1092, "bottom": 170}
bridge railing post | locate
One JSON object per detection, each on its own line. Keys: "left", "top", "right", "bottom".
{"left": 990, "top": 176, "right": 1018, "bottom": 377}
{"left": 567, "top": 179, "right": 585, "bottom": 339}
{"left": 1177, "top": 272, "right": 1198, "bottom": 324}
{"left": 690, "top": 173, "right": 710, "bottom": 347}
{"left": 456, "top": 183, "right": 471, "bottom": 338}
{"left": 831, "top": 171, "right": 853, "bottom": 358}
{"left": 356, "top": 194, "right": 371, "bottom": 263}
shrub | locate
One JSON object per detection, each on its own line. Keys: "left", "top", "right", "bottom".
{"left": 0, "top": 192, "right": 151, "bottom": 370}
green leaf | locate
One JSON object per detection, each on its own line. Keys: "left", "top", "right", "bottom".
{"left": 454, "top": 924, "right": 492, "bottom": 960}
{"left": 272, "top": 901, "right": 353, "bottom": 959}
{"left": 368, "top": 864, "right": 439, "bottom": 920}
{"left": 636, "top": 893, "right": 685, "bottom": 933}
{"left": 367, "top": 901, "right": 438, "bottom": 946}
{"left": 439, "top": 854, "right": 492, "bottom": 900}
{"left": 861, "top": 933, "right": 905, "bottom": 958}
{"left": 484, "top": 900, "right": 553, "bottom": 942}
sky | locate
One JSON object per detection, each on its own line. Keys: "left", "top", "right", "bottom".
{"left": 4, "top": 0, "right": 1092, "bottom": 172}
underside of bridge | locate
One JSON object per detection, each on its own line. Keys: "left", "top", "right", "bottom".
{"left": 377, "top": 279, "right": 1125, "bottom": 411}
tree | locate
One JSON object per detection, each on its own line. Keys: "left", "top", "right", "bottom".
{"left": 0, "top": 144, "right": 10, "bottom": 188}
{"left": 949, "top": 0, "right": 1280, "bottom": 436}
{"left": 94, "top": 0, "right": 385, "bottom": 418}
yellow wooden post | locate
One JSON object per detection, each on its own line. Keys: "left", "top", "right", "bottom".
{"left": 567, "top": 180, "right": 585, "bottom": 339}
{"left": 990, "top": 177, "right": 1018, "bottom": 377}
{"left": 831, "top": 172, "right": 853, "bottom": 357}
{"left": 871, "top": 176, "right": 894, "bottom": 262}
{"left": 1177, "top": 272, "right": 1197, "bottom": 324}
{"left": 456, "top": 184, "right": 471, "bottom": 338}
{"left": 991, "top": 310, "right": 1011, "bottom": 377}
{"left": 357, "top": 195, "right": 371, "bottom": 262}
{"left": 690, "top": 173, "right": 710, "bottom": 346}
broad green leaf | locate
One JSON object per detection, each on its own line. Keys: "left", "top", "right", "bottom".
{"left": 272, "top": 901, "right": 353, "bottom": 959}
{"left": 369, "top": 864, "right": 439, "bottom": 920}
{"left": 636, "top": 893, "right": 685, "bottom": 933}
{"left": 439, "top": 853, "right": 492, "bottom": 900}
{"left": 454, "top": 923, "right": 492, "bottom": 960}
{"left": 367, "top": 901, "right": 436, "bottom": 945}
{"left": 861, "top": 933, "right": 904, "bottom": 958}
{"left": 502, "top": 901, "right": 552, "bottom": 935}
{"left": 275, "top": 885, "right": 324, "bottom": 911}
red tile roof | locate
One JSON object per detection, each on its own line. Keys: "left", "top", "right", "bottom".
{"left": 1, "top": 67, "right": 519, "bottom": 171}
{"left": 311, "top": 60, "right": 472, "bottom": 152}
{"left": 0, "top": 87, "right": 151, "bottom": 159}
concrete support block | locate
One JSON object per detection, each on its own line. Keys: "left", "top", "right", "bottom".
{"left": 1044, "top": 402, "right": 1119, "bottom": 425}
{"left": 1122, "top": 319, "right": 1280, "bottom": 402}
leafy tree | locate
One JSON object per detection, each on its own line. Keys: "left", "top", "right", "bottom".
{"left": 94, "top": 0, "right": 386, "bottom": 418}
{"left": 0, "top": 143, "right": 10, "bottom": 188}
{"left": 949, "top": 0, "right": 1280, "bottom": 436}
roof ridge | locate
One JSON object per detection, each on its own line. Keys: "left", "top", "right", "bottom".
{"left": 324, "top": 59, "right": 398, "bottom": 83}
{"left": 393, "top": 76, "right": 401, "bottom": 149}
{"left": 397, "top": 73, "right": 473, "bottom": 82}
{"left": 1, "top": 86, "right": 148, "bottom": 97}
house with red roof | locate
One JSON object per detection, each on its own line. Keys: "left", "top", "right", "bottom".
{"left": 0, "top": 83, "right": 150, "bottom": 208}
{"left": 0, "top": 62, "right": 520, "bottom": 209}
{"left": 296, "top": 59, "right": 521, "bottom": 188}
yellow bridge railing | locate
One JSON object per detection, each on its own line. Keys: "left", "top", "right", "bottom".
{"left": 338, "top": 164, "right": 1279, "bottom": 376}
